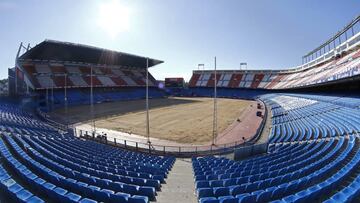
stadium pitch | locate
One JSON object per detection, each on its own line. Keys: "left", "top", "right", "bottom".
{"left": 50, "top": 97, "right": 253, "bottom": 144}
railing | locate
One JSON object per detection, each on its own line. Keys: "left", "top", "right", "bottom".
{"left": 36, "top": 108, "right": 68, "bottom": 132}
{"left": 77, "top": 99, "right": 269, "bottom": 157}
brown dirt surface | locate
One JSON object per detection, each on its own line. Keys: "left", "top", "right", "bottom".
{"left": 50, "top": 97, "right": 253, "bottom": 144}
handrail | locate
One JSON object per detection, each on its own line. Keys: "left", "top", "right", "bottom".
{"left": 36, "top": 108, "right": 68, "bottom": 132}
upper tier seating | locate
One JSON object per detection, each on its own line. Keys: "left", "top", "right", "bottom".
{"left": 188, "top": 48, "right": 360, "bottom": 90}
{"left": 20, "top": 62, "right": 158, "bottom": 89}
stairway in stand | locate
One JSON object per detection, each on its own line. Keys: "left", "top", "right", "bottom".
{"left": 156, "top": 158, "right": 198, "bottom": 203}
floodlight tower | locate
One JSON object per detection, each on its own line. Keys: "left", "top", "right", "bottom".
{"left": 46, "top": 78, "right": 49, "bottom": 110}
{"left": 90, "top": 66, "right": 96, "bottom": 136}
{"left": 64, "top": 73, "right": 68, "bottom": 127}
{"left": 240, "top": 62, "right": 247, "bottom": 70}
{"left": 198, "top": 64, "right": 204, "bottom": 70}
{"left": 146, "top": 58, "right": 151, "bottom": 144}
{"left": 51, "top": 75, "right": 54, "bottom": 111}
{"left": 212, "top": 57, "right": 217, "bottom": 146}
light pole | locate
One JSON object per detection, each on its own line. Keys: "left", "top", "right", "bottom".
{"left": 46, "top": 77, "right": 49, "bottom": 111}
{"left": 212, "top": 57, "right": 217, "bottom": 146}
{"left": 51, "top": 76, "right": 54, "bottom": 111}
{"left": 64, "top": 73, "right": 68, "bottom": 127}
{"left": 146, "top": 58, "right": 151, "bottom": 144}
{"left": 240, "top": 62, "right": 247, "bottom": 71}
{"left": 198, "top": 64, "right": 204, "bottom": 70}
{"left": 90, "top": 66, "right": 96, "bottom": 136}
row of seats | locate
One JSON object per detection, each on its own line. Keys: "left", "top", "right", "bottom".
{"left": 188, "top": 48, "right": 360, "bottom": 90}
{"left": 19, "top": 135, "right": 158, "bottom": 200}
{"left": 0, "top": 141, "right": 44, "bottom": 203}
{"left": 193, "top": 136, "right": 360, "bottom": 202}
{"left": 192, "top": 93, "right": 360, "bottom": 203}
{"left": 42, "top": 87, "right": 165, "bottom": 110}
{"left": 261, "top": 94, "right": 360, "bottom": 143}
{"left": 0, "top": 104, "right": 53, "bottom": 131}
{"left": 0, "top": 100, "right": 175, "bottom": 202}
{"left": 22, "top": 62, "right": 158, "bottom": 89}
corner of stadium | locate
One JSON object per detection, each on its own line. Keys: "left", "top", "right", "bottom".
{"left": 1, "top": 12, "right": 360, "bottom": 203}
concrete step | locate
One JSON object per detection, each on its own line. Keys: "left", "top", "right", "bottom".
{"left": 156, "top": 158, "right": 197, "bottom": 203}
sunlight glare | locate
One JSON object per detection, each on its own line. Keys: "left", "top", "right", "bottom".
{"left": 97, "top": 0, "right": 130, "bottom": 38}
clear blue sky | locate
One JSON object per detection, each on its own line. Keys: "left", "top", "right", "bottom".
{"left": 0, "top": 0, "right": 359, "bottom": 81}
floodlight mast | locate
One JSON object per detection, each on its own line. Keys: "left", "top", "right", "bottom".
{"left": 14, "top": 42, "right": 31, "bottom": 96}
{"left": 198, "top": 64, "right": 204, "bottom": 70}
{"left": 64, "top": 73, "right": 68, "bottom": 127}
{"left": 146, "top": 58, "right": 151, "bottom": 144}
{"left": 46, "top": 80, "right": 49, "bottom": 110}
{"left": 212, "top": 57, "right": 217, "bottom": 146}
{"left": 240, "top": 62, "right": 247, "bottom": 70}
{"left": 91, "top": 66, "right": 96, "bottom": 136}
{"left": 51, "top": 76, "right": 54, "bottom": 110}
{"left": 15, "top": 42, "right": 23, "bottom": 95}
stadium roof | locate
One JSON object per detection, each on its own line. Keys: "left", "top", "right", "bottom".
{"left": 18, "top": 40, "right": 163, "bottom": 68}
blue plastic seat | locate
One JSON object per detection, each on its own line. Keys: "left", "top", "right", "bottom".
{"left": 235, "top": 193, "right": 249, "bottom": 202}
{"left": 65, "top": 192, "right": 82, "bottom": 203}
{"left": 52, "top": 187, "right": 68, "bottom": 202}
{"left": 123, "top": 184, "right": 139, "bottom": 195}
{"left": 132, "top": 178, "right": 146, "bottom": 186}
{"left": 241, "top": 194, "right": 256, "bottom": 203}
{"left": 224, "top": 179, "right": 237, "bottom": 187}
{"left": 16, "top": 189, "right": 33, "bottom": 202}
{"left": 145, "top": 179, "right": 160, "bottom": 190}
{"left": 138, "top": 186, "right": 155, "bottom": 200}
{"left": 271, "top": 185, "right": 287, "bottom": 200}
{"left": 231, "top": 185, "right": 246, "bottom": 196}
{"left": 128, "top": 195, "right": 149, "bottom": 203}
{"left": 245, "top": 182, "right": 259, "bottom": 192}
{"left": 219, "top": 196, "right": 238, "bottom": 203}
{"left": 110, "top": 192, "right": 130, "bottom": 203}
{"left": 198, "top": 188, "right": 215, "bottom": 199}
{"left": 214, "top": 187, "right": 230, "bottom": 197}
{"left": 210, "top": 180, "right": 224, "bottom": 188}
{"left": 84, "top": 185, "right": 100, "bottom": 200}
{"left": 197, "top": 181, "right": 210, "bottom": 189}
{"left": 256, "top": 189, "right": 273, "bottom": 202}
{"left": 27, "top": 196, "right": 45, "bottom": 203}
{"left": 8, "top": 183, "right": 23, "bottom": 199}
{"left": 79, "top": 198, "right": 97, "bottom": 203}
{"left": 200, "top": 197, "right": 219, "bottom": 203}
{"left": 108, "top": 181, "right": 124, "bottom": 192}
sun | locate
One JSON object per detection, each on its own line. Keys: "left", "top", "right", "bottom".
{"left": 97, "top": 0, "right": 130, "bottom": 38}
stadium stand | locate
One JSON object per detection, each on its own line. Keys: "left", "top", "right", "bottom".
{"left": 17, "top": 40, "right": 161, "bottom": 90}
{"left": 11, "top": 40, "right": 165, "bottom": 108}
{"left": 192, "top": 93, "right": 360, "bottom": 203}
{"left": 0, "top": 101, "right": 175, "bottom": 203}
{"left": 0, "top": 79, "right": 8, "bottom": 95}
{"left": 188, "top": 47, "right": 360, "bottom": 90}
{"left": 42, "top": 87, "right": 165, "bottom": 108}
{"left": 263, "top": 94, "right": 360, "bottom": 143}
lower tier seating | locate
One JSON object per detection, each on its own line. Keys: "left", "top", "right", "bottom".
{"left": 193, "top": 136, "right": 360, "bottom": 203}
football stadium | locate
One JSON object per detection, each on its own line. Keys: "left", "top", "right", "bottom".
{"left": 1, "top": 1, "right": 360, "bottom": 203}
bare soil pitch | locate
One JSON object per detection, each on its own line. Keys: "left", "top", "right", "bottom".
{"left": 50, "top": 97, "right": 252, "bottom": 144}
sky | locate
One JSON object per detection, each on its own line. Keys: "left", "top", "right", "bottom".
{"left": 0, "top": 0, "right": 359, "bottom": 81}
